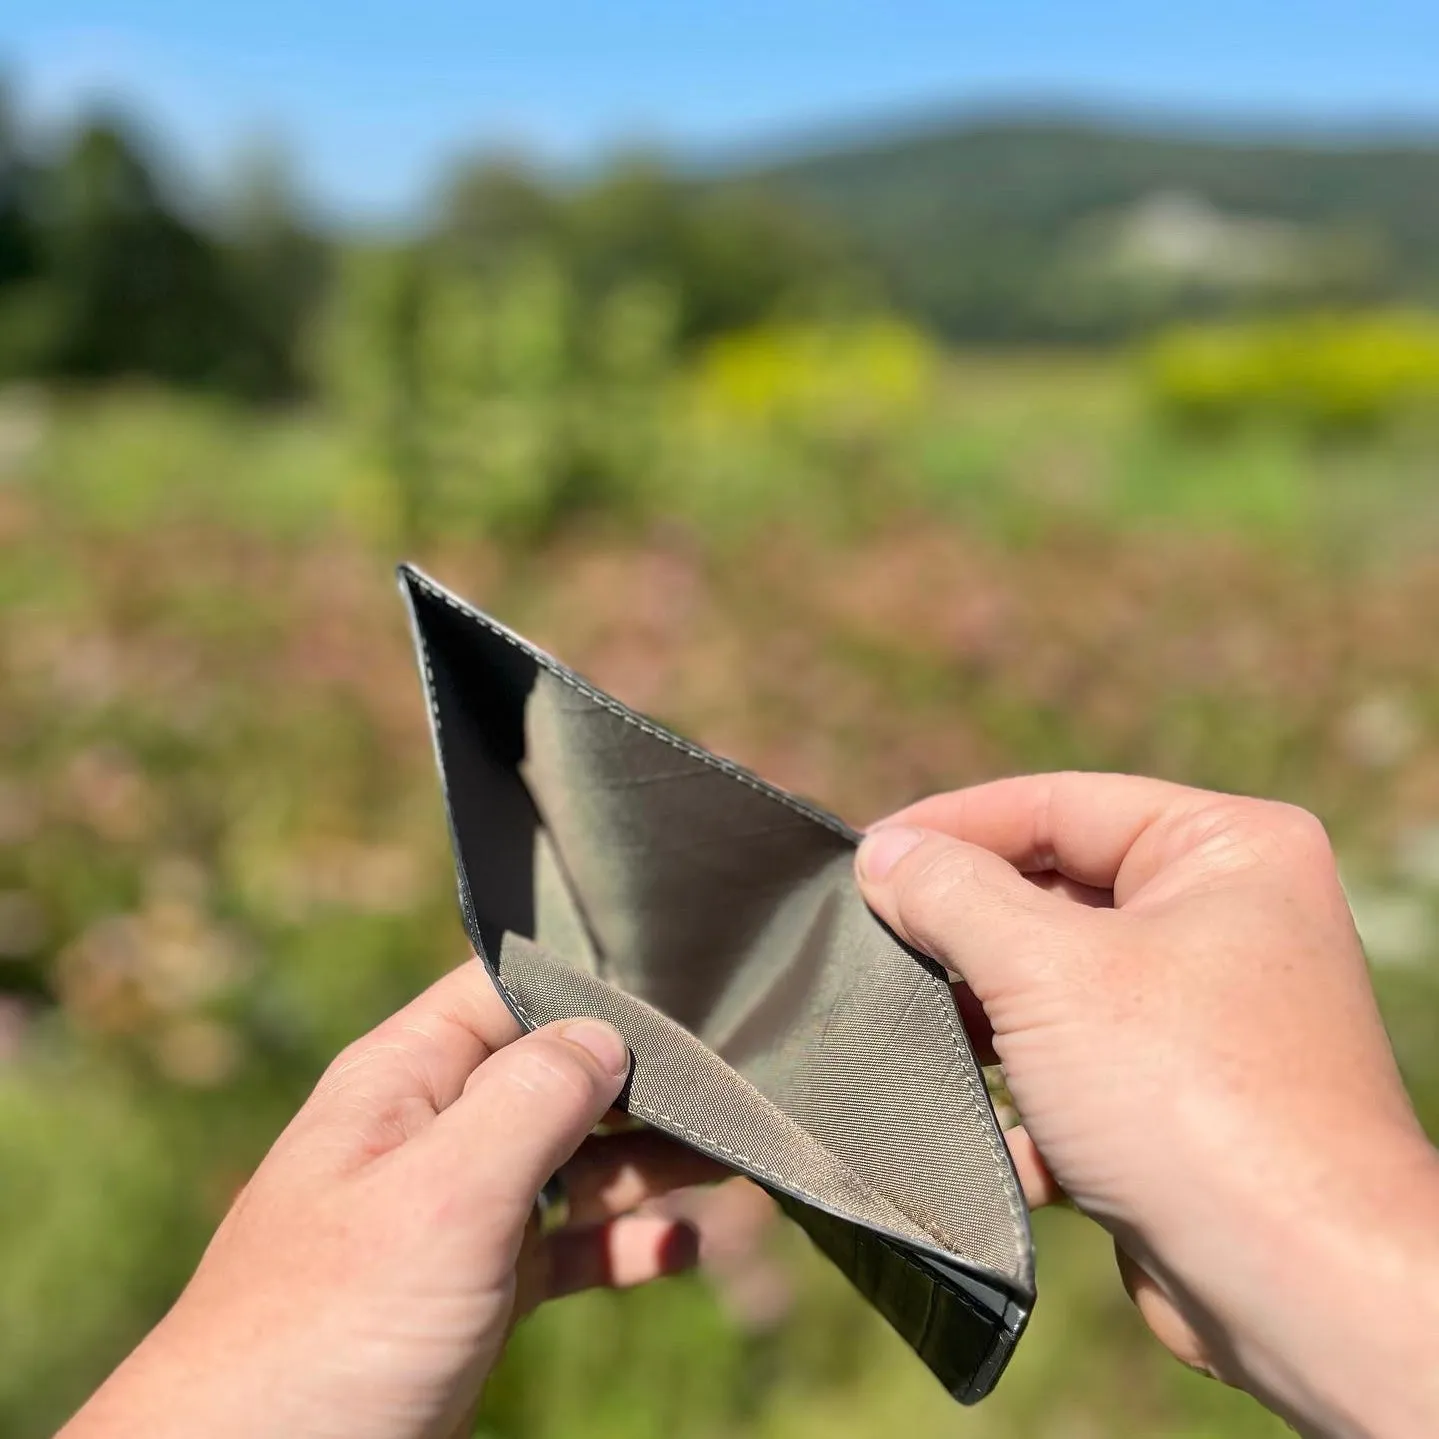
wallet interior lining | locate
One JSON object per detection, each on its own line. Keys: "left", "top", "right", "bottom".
{"left": 497, "top": 932, "right": 952, "bottom": 1249}
{"left": 405, "top": 569, "right": 1030, "bottom": 1290}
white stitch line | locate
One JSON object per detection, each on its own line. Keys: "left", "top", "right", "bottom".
{"left": 488, "top": 957, "right": 966, "bottom": 1247}
{"left": 405, "top": 569, "right": 853, "bottom": 839}
{"left": 405, "top": 566, "right": 1021, "bottom": 1268}
{"left": 404, "top": 602, "right": 821, "bottom": 1199}
{"left": 923, "top": 975, "right": 1027, "bottom": 1263}
{"left": 488, "top": 967, "right": 803, "bottom": 1191}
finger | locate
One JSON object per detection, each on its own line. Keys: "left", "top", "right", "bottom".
{"left": 878, "top": 772, "right": 1222, "bottom": 902}
{"left": 1114, "top": 1241, "right": 1215, "bottom": 1377}
{"left": 855, "top": 825, "right": 1070, "bottom": 996}
{"left": 1005, "top": 1125, "right": 1065, "bottom": 1209}
{"left": 951, "top": 981, "right": 998, "bottom": 1066}
{"left": 951, "top": 879, "right": 1109, "bottom": 1062}
{"left": 407, "top": 1017, "right": 630, "bottom": 1235}
{"left": 310, "top": 957, "right": 522, "bottom": 1120}
{"left": 1028, "top": 870, "right": 1113, "bottom": 909}
{"left": 539, "top": 1216, "right": 700, "bottom": 1302}
{"left": 561, "top": 1131, "right": 729, "bottom": 1226}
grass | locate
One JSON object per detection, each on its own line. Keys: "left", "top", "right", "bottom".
{"left": 0, "top": 348, "right": 1436, "bottom": 1438}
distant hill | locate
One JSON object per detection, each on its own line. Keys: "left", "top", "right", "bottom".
{"left": 724, "top": 116, "right": 1439, "bottom": 340}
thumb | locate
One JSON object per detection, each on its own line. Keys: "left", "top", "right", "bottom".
{"left": 410, "top": 1017, "right": 630, "bottom": 1235}
{"left": 855, "top": 824, "right": 1064, "bottom": 999}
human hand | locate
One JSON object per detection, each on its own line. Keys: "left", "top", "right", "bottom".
{"left": 61, "top": 960, "right": 721, "bottom": 1439}
{"left": 857, "top": 774, "right": 1439, "bottom": 1439}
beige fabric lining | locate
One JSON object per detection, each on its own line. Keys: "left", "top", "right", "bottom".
{"left": 406, "top": 567, "right": 1030, "bottom": 1289}
{"left": 515, "top": 674, "right": 1026, "bottom": 1282}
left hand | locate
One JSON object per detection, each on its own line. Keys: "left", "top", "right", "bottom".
{"left": 61, "top": 959, "right": 722, "bottom": 1439}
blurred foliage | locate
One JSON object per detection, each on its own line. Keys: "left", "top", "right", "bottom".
{"left": 695, "top": 318, "right": 937, "bottom": 427}
{"left": 0, "top": 97, "right": 326, "bottom": 397}
{"left": 752, "top": 118, "right": 1439, "bottom": 341}
{"left": 3, "top": 69, "right": 1439, "bottom": 1439}
{"left": 0, "top": 85, "right": 855, "bottom": 406}
{"left": 1145, "top": 311, "right": 1439, "bottom": 431}
{"left": 320, "top": 245, "right": 679, "bottom": 542}
{"left": 3, "top": 342, "right": 1439, "bottom": 1438}
{"left": 10, "top": 79, "right": 1439, "bottom": 403}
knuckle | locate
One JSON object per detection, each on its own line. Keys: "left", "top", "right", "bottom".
{"left": 920, "top": 845, "right": 983, "bottom": 901}
{"left": 1242, "top": 800, "right": 1336, "bottom": 871}
{"left": 895, "top": 844, "right": 978, "bottom": 952}
{"left": 1261, "top": 801, "right": 1333, "bottom": 856}
{"left": 497, "top": 1036, "right": 598, "bottom": 1108}
{"left": 1194, "top": 796, "right": 1336, "bottom": 873}
{"left": 1203, "top": 794, "right": 1272, "bottom": 834}
{"left": 315, "top": 1035, "right": 381, "bottom": 1093}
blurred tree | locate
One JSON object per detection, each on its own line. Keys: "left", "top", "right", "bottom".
{"left": 677, "top": 185, "right": 865, "bottom": 339}
{"left": 568, "top": 158, "right": 690, "bottom": 304}
{"left": 0, "top": 77, "right": 50, "bottom": 378}
{"left": 433, "top": 156, "right": 562, "bottom": 271}
{"left": 218, "top": 143, "right": 331, "bottom": 398}
{"left": 0, "top": 78, "right": 38, "bottom": 288}
{"left": 0, "top": 94, "right": 329, "bottom": 398}
{"left": 319, "top": 243, "right": 432, "bottom": 539}
{"left": 31, "top": 114, "right": 245, "bottom": 387}
{"left": 568, "top": 157, "right": 852, "bottom": 344}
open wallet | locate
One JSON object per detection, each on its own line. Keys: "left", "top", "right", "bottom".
{"left": 399, "top": 564, "right": 1035, "bottom": 1403}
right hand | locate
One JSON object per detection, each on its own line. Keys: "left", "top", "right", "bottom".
{"left": 855, "top": 773, "right": 1439, "bottom": 1439}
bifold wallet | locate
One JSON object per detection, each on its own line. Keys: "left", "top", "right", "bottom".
{"left": 399, "top": 564, "right": 1035, "bottom": 1402}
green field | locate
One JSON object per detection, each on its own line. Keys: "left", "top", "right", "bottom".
{"left": 2, "top": 343, "right": 1438, "bottom": 1438}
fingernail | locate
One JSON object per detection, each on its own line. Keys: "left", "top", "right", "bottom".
{"left": 858, "top": 825, "right": 924, "bottom": 881}
{"left": 562, "top": 1019, "right": 630, "bottom": 1076}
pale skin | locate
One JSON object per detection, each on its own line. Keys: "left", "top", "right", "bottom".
{"left": 857, "top": 774, "right": 1439, "bottom": 1439}
{"left": 60, "top": 984, "right": 722, "bottom": 1439}
{"left": 63, "top": 773, "right": 1439, "bottom": 1438}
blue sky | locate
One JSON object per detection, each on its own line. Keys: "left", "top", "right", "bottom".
{"left": 5, "top": 1, "right": 1439, "bottom": 218}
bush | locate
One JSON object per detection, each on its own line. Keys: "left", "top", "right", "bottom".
{"left": 693, "top": 318, "right": 937, "bottom": 433}
{"left": 1144, "top": 312, "right": 1439, "bottom": 432}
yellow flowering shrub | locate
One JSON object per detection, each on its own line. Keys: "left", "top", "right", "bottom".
{"left": 693, "top": 318, "right": 937, "bottom": 430}
{"left": 1145, "top": 311, "right": 1439, "bottom": 430}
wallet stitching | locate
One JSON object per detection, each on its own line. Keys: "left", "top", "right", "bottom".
{"left": 407, "top": 567, "right": 1025, "bottom": 1271}
{"left": 491, "top": 971, "right": 801, "bottom": 1192}
{"left": 407, "top": 606, "right": 846, "bottom": 1205}
{"left": 407, "top": 571, "right": 853, "bottom": 839}
{"left": 483, "top": 938, "right": 967, "bottom": 1254}
{"left": 921, "top": 980, "right": 1026, "bottom": 1264}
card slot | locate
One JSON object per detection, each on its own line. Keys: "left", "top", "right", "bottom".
{"left": 493, "top": 932, "right": 961, "bottom": 1258}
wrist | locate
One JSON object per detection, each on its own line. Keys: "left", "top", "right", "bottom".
{"left": 61, "top": 1301, "right": 324, "bottom": 1439}
{"left": 60, "top": 1317, "right": 253, "bottom": 1439}
{"left": 1175, "top": 1129, "right": 1439, "bottom": 1437}
{"left": 62, "top": 1282, "right": 480, "bottom": 1439}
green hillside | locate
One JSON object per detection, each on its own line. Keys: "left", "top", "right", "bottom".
{"left": 734, "top": 115, "right": 1439, "bottom": 340}
{"left": 8, "top": 85, "right": 1439, "bottom": 397}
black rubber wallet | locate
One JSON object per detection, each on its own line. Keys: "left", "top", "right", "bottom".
{"left": 400, "top": 563, "right": 1034, "bottom": 1402}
